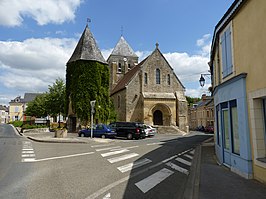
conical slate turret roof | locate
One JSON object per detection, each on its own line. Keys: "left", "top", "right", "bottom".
{"left": 110, "top": 36, "right": 138, "bottom": 58}
{"left": 67, "top": 25, "right": 107, "bottom": 64}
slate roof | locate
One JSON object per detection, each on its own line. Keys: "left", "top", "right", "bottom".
{"left": 23, "top": 93, "right": 42, "bottom": 103}
{"left": 110, "top": 36, "right": 138, "bottom": 58}
{"left": 67, "top": 25, "right": 107, "bottom": 64}
{"left": 0, "top": 105, "right": 8, "bottom": 111}
{"left": 195, "top": 96, "right": 213, "bottom": 108}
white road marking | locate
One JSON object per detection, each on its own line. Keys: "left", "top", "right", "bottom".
{"left": 189, "top": 149, "right": 195, "bottom": 155}
{"left": 162, "top": 155, "right": 178, "bottom": 163}
{"left": 22, "top": 154, "right": 35, "bottom": 157}
{"left": 184, "top": 154, "right": 193, "bottom": 160}
{"left": 103, "top": 192, "right": 111, "bottom": 199}
{"left": 101, "top": 149, "right": 129, "bottom": 157}
{"left": 86, "top": 149, "right": 194, "bottom": 199}
{"left": 91, "top": 144, "right": 114, "bottom": 148}
{"left": 107, "top": 153, "right": 139, "bottom": 163}
{"left": 176, "top": 157, "right": 192, "bottom": 166}
{"left": 110, "top": 145, "right": 139, "bottom": 151}
{"left": 23, "top": 152, "right": 95, "bottom": 163}
{"left": 147, "top": 142, "right": 164, "bottom": 146}
{"left": 22, "top": 158, "right": 36, "bottom": 162}
{"left": 166, "top": 162, "right": 189, "bottom": 175}
{"left": 22, "top": 151, "right": 34, "bottom": 154}
{"left": 96, "top": 146, "right": 121, "bottom": 151}
{"left": 135, "top": 168, "right": 174, "bottom": 193}
{"left": 22, "top": 148, "right": 34, "bottom": 151}
{"left": 117, "top": 158, "right": 152, "bottom": 173}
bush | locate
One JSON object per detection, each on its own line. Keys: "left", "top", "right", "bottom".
{"left": 10, "top": 121, "right": 23, "bottom": 127}
{"left": 22, "top": 124, "right": 48, "bottom": 129}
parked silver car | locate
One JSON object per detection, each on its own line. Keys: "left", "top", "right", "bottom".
{"left": 144, "top": 124, "right": 157, "bottom": 137}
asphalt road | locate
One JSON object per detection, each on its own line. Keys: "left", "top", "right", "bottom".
{"left": 0, "top": 124, "right": 211, "bottom": 199}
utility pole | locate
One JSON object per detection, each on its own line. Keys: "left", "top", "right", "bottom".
{"left": 90, "top": 100, "right": 96, "bottom": 138}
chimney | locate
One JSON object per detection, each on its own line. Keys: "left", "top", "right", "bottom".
{"left": 202, "top": 94, "right": 207, "bottom": 101}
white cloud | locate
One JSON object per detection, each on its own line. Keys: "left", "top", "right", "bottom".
{"left": 0, "top": 0, "right": 83, "bottom": 27}
{"left": 0, "top": 37, "right": 77, "bottom": 98}
{"left": 0, "top": 34, "right": 212, "bottom": 104}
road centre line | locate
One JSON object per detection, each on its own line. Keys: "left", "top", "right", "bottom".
{"left": 96, "top": 146, "right": 121, "bottom": 151}
{"left": 87, "top": 149, "right": 194, "bottom": 199}
{"left": 23, "top": 152, "right": 95, "bottom": 163}
{"left": 91, "top": 144, "right": 114, "bottom": 148}
{"left": 135, "top": 168, "right": 174, "bottom": 193}
{"left": 101, "top": 149, "right": 129, "bottom": 157}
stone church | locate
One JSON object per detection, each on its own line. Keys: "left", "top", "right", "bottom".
{"left": 107, "top": 36, "right": 189, "bottom": 132}
{"left": 66, "top": 25, "right": 188, "bottom": 133}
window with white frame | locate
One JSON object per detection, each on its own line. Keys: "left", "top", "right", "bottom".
{"left": 118, "top": 63, "right": 122, "bottom": 73}
{"left": 221, "top": 25, "right": 233, "bottom": 78}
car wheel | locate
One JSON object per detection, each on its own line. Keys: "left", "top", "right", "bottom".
{"left": 127, "top": 133, "right": 133, "bottom": 140}
{"left": 101, "top": 134, "right": 106, "bottom": 139}
{"left": 80, "top": 133, "right": 85, "bottom": 137}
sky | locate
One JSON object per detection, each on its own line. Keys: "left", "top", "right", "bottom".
{"left": 0, "top": 0, "right": 234, "bottom": 105}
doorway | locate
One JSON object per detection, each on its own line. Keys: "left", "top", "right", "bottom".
{"left": 153, "top": 110, "right": 163, "bottom": 125}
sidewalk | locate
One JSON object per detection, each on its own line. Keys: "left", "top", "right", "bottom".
{"left": 20, "top": 130, "right": 114, "bottom": 144}
{"left": 187, "top": 137, "right": 266, "bottom": 199}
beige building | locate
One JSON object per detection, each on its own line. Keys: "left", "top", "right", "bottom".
{"left": 108, "top": 37, "right": 188, "bottom": 132}
{"left": 0, "top": 105, "right": 9, "bottom": 123}
{"left": 9, "top": 93, "right": 41, "bottom": 122}
{"left": 189, "top": 94, "right": 214, "bottom": 130}
{"left": 210, "top": 0, "right": 266, "bottom": 182}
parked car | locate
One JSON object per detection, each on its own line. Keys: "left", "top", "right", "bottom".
{"left": 205, "top": 126, "right": 214, "bottom": 133}
{"left": 78, "top": 124, "right": 116, "bottom": 138}
{"left": 109, "top": 122, "right": 146, "bottom": 140}
{"left": 196, "top": 125, "right": 205, "bottom": 132}
{"left": 144, "top": 124, "right": 157, "bottom": 137}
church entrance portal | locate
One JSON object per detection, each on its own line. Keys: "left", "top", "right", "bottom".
{"left": 153, "top": 110, "right": 163, "bottom": 125}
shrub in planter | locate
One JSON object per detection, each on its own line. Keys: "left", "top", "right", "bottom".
{"left": 10, "top": 121, "right": 23, "bottom": 127}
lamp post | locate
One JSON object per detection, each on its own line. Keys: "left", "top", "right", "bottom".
{"left": 199, "top": 74, "right": 211, "bottom": 87}
{"left": 90, "top": 100, "right": 96, "bottom": 138}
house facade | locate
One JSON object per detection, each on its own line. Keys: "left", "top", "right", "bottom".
{"left": 210, "top": 0, "right": 266, "bottom": 182}
{"left": 9, "top": 93, "right": 41, "bottom": 122}
{"left": 108, "top": 38, "right": 188, "bottom": 132}
{"left": 189, "top": 94, "right": 214, "bottom": 130}
{"left": 0, "top": 105, "right": 9, "bottom": 123}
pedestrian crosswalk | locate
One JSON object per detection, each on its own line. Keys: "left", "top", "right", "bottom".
{"left": 21, "top": 141, "right": 36, "bottom": 162}
{"left": 92, "top": 143, "right": 196, "bottom": 194}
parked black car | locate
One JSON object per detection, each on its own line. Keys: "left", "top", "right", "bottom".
{"left": 109, "top": 122, "right": 146, "bottom": 140}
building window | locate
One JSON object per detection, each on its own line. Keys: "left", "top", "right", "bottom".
{"left": 118, "top": 63, "right": 122, "bottom": 73}
{"left": 156, "top": 68, "right": 160, "bottom": 84}
{"left": 230, "top": 100, "right": 239, "bottom": 155}
{"left": 221, "top": 25, "right": 233, "bottom": 78}
{"left": 144, "top": 73, "right": 148, "bottom": 85}
{"left": 15, "top": 106, "right": 19, "bottom": 112}
{"left": 118, "top": 95, "right": 121, "bottom": 108}
{"left": 128, "top": 64, "right": 131, "bottom": 70}
{"left": 167, "top": 74, "right": 170, "bottom": 85}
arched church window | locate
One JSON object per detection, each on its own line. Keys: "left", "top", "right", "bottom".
{"left": 156, "top": 69, "right": 160, "bottom": 84}
{"left": 144, "top": 73, "right": 148, "bottom": 84}
{"left": 167, "top": 74, "right": 170, "bottom": 85}
{"left": 118, "top": 63, "right": 122, "bottom": 73}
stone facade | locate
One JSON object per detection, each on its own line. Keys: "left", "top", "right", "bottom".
{"left": 109, "top": 39, "right": 188, "bottom": 132}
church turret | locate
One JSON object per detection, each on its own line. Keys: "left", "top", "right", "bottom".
{"left": 107, "top": 36, "right": 138, "bottom": 91}
{"left": 66, "top": 25, "right": 109, "bottom": 133}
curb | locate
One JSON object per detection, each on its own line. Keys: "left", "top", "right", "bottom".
{"left": 26, "top": 136, "right": 88, "bottom": 144}
{"left": 182, "top": 144, "right": 201, "bottom": 199}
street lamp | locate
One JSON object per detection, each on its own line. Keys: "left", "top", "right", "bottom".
{"left": 90, "top": 100, "right": 96, "bottom": 138}
{"left": 199, "top": 74, "right": 211, "bottom": 87}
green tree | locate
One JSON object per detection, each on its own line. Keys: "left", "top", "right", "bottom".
{"left": 45, "top": 78, "right": 66, "bottom": 124}
{"left": 25, "top": 94, "right": 48, "bottom": 117}
{"left": 186, "top": 96, "right": 200, "bottom": 106}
